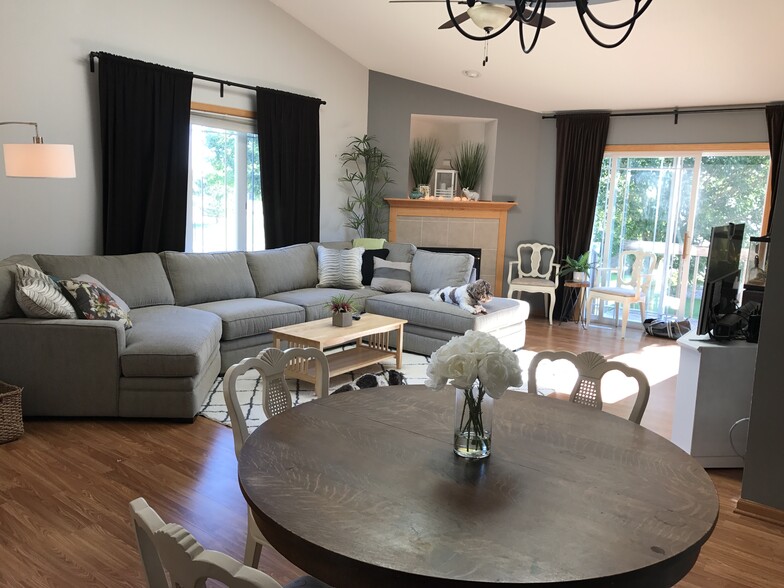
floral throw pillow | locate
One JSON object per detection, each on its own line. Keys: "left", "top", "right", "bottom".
{"left": 58, "top": 279, "right": 133, "bottom": 329}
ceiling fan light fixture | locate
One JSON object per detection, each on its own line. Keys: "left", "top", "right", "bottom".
{"left": 462, "top": 69, "right": 481, "bottom": 78}
{"left": 467, "top": 4, "right": 512, "bottom": 32}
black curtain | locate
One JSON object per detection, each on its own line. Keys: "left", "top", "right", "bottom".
{"left": 553, "top": 112, "right": 611, "bottom": 316}
{"left": 256, "top": 88, "right": 321, "bottom": 248}
{"left": 766, "top": 104, "right": 784, "bottom": 234}
{"left": 98, "top": 52, "right": 193, "bottom": 254}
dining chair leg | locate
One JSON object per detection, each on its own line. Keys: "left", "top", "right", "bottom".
{"left": 546, "top": 293, "right": 554, "bottom": 325}
{"left": 639, "top": 300, "right": 647, "bottom": 323}
{"left": 244, "top": 520, "right": 263, "bottom": 568}
{"left": 585, "top": 294, "right": 593, "bottom": 328}
{"left": 621, "top": 302, "right": 630, "bottom": 339}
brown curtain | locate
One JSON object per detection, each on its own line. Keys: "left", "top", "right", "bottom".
{"left": 256, "top": 88, "right": 321, "bottom": 248}
{"left": 766, "top": 104, "right": 784, "bottom": 234}
{"left": 97, "top": 52, "right": 193, "bottom": 254}
{"left": 553, "top": 112, "right": 610, "bottom": 316}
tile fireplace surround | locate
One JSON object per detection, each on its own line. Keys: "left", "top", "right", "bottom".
{"left": 386, "top": 198, "right": 516, "bottom": 296}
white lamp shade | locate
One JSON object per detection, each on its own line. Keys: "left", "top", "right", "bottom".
{"left": 3, "top": 143, "right": 76, "bottom": 178}
{"left": 467, "top": 4, "right": 512, "bottom": 32}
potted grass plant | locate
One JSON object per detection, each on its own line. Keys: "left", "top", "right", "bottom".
{"left": 326, "top": 294, "right": 357, "bottom": 327}
{"left": 452, "top": 141, "right": 487, "bottom": 196}
{"left": 409, "top": 137, "right": 440, "bottom": 197}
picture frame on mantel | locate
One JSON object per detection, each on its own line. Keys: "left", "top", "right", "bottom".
{"left": 434, "top": 169, "right": 457, "bottom": 198}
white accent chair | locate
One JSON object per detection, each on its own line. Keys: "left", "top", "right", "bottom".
{"left": 507, "top": 243, "right": 560, "bottom": 325}
{"left": 528, "top": 350, "right": 650, "bottom": 424}
{"left": 223, "top": 347, "right": 329, "bottom": 568}
{"left": 129, "top": 497, "right": 329, "bottom": 588}
{"left": 586, "top": 250, "right": 657, "bottom": 338}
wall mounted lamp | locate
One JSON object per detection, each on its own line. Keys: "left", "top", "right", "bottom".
{"left": 1, "top": 121, "right": 76, "bottom": 178}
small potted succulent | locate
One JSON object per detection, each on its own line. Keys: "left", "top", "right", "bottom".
{"left": 326, "top": 294, "right": 357, "bottom": 327}
{"left": 559, "top": 251, "right": 594, "bottom": 283}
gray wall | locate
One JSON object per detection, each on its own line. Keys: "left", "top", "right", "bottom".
{"left": 368, "top": 71, "right": 550, "bottom": 306}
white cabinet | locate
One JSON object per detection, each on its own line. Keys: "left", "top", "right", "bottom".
{"left": 672, "top": 336, "right": 757, "bottom": 468}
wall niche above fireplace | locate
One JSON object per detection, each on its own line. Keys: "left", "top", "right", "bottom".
{"left": 409, "top": 114, "right": 498, "bottom": 201}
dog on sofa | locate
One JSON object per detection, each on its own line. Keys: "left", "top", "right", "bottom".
{"left": 429, "top": 279, "right": 493, "bottom": 315}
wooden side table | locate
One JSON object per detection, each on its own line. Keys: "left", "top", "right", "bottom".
{"left": 559, "top": 281, "right": 589, "bottom": 328}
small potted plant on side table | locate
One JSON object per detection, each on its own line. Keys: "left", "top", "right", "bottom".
{"left": 326, "top": 294, "right": 357, "bottom": 327}
{"left": 559, "top": 251, "right": 594, "bottom": 283}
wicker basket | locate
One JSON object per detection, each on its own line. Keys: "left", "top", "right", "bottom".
{"left": 0, "top": 381, "right": 24, "bottom": 444}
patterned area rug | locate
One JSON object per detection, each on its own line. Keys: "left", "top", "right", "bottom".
{"left": 198, "top": 348, "right": 540, "bottom": 433}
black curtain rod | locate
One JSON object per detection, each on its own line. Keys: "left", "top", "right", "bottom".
{"left": 89, "top": 51, "right": 326, "bottom": 105}
{"left": 542, "top": 104, "right": 765, "bottom": 124}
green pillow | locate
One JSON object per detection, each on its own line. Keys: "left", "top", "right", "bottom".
{"left": 353, "top": 238, "right": 386, "bottom": 250}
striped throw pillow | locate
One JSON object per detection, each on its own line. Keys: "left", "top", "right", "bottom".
{"left": 371, "top": 258, "right": 412, "bottom": 293}
{"left": 317, "top": 246, "right": 364, "bottom": 289}
{"left": 14, "top": 264, "right": 77, "bottom": 319}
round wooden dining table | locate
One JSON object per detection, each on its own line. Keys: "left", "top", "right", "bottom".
{"left": 238, "top": 386, "right": 718, "bottom": 588}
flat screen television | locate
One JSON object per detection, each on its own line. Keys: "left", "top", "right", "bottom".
{"left": 697, "top": 223, "right": 745, "bottom": 336}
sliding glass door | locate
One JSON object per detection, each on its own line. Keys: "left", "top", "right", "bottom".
{"left": 589, "top": 148, "right": 770, "bottom": 326}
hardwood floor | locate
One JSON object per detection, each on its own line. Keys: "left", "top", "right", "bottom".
{"left": 1, "top": 318, "right": 782, "bottom": 587}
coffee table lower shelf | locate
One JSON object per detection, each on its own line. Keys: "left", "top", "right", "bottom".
{"left": 285, "top": 345, "right": 397, "bottom": 384}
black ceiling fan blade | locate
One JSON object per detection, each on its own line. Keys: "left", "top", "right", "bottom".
{"left": 518, "top": 7, "right": 556, "bottom": 29}
{"left": 439, "top": 11, "right": 472, "bottom": 30}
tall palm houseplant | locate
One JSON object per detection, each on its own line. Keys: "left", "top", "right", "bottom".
{"left": 339, "top": 135, "right": 395, "bottom": 238}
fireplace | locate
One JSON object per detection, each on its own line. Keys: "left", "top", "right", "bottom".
{"left": 385, "top": 198, "right": 516, "bottom": 295}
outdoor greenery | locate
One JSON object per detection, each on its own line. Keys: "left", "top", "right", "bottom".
{"left": 339, "top": 135, "right": 395, "bottom": 238}
{"left": 409, "top": 137, "right": 440, "bottom": 187}
{"left": 452, "top": 141, "right": 487, "bottom": 191}
{"left": 590, "top": 153, "right": 769, "bottom": 318}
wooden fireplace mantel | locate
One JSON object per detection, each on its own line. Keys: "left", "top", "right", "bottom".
{"left": 385, "top": 197, "right": 516, "bottom": 295}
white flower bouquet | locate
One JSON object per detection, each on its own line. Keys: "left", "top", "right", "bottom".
{"left": 425, "top": 330, "right": 522, "bottom": 458}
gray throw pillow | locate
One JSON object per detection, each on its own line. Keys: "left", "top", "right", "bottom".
{"left": 14, "top": 264, "right": 77, "bottom": 319}
{"left": 317, "top": 246, "right": 364, "bottom": 289}
{"left": 371, "top": 258, "right": 412, "bottom": 293}
{"left": 410, "top": 250, "right": 474, "bottom": 293}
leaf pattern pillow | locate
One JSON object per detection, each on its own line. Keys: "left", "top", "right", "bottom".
{"left": 58, "top": 279, "right": 133, "bottom": 329}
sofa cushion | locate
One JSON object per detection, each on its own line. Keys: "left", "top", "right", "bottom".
{"left": 59, "top": 278, "right": 133, "bottom": 329}
{"left": 35, "top": 253, "right": 175, "bottom": 309}
{"left": 411, "top": 250, "right": 474, "bottom": 294}
{"left": 189, "top": 298, "right": 305, "bottom": 341}
{"left": 0, "top": 254, "right": 39, "bottom": 319}
{"left": 386, "top": 242, "right": 417, "bottom": 263}
{"left": 361, "top": 249, "right": 389, "bottom": 286}
{"left": 120, "top": 306, "right": 221, "bottom": 378}
{"left": 365, "top": 293, "right": 529, "bottom": 335}
{"left": 267, "top": 287, "right": 384, "bottom": 321}
{"left": 161, "top": 251, "right": 255, "bottom": 306}
{"left": 317, "top": 246, "right": 363, "bottom": 289}
{"left": 246, "top": 244, "right": 318, "bottom": 298}
{"left": 371, "top": 258, "right": 412, "bottom": 293}
{"left": 15, "top": 264, "right": 77, "bottom": 319}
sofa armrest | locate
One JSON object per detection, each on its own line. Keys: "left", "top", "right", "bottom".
{"left": 0, "top": 318, "right": 126, "bottom": 416}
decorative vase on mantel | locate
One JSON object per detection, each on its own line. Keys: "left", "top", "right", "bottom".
{"left": 332, "top": 311, "right": 352, "bottom": 327}
{"left": 454, "top": 383, "right": 494, "bottom": 459}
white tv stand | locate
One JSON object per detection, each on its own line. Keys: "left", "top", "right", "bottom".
{"left": 671, "top": 335, "right": 757, "bottom": 468}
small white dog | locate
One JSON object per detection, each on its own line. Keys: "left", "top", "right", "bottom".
{"left": 429, "top": 279, "right": 493, "bottom": 314}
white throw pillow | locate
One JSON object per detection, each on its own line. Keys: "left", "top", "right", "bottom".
{"left": 14, "top": 264, "right": 77, "bottom": 319}
{"left": 317, "top": 246, "right": 364, "bottom": 289}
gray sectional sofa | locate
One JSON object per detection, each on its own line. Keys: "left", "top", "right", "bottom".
{"left": 0, "top": 241, "right": 529, "bottom": 419}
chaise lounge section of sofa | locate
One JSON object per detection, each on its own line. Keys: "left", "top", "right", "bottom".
{"left": 0, "top": 242, "right": 529, "bottom": 419}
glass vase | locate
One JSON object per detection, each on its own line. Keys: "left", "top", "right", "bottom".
{"left": 453, "top": 383, "right": 493, "bottom": 459}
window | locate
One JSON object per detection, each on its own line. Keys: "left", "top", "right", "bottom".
{"left": 589, "top": 146, "right": 771, "bottom": 324}
{"left": 186, "top": 113, "right": 263, "bottom": 253}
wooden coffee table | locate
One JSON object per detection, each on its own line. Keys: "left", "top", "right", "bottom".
{"left": 269, "top": 313, "right": 406, "bottom": 397}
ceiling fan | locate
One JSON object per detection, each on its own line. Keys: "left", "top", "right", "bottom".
{"left": 389, "top": 1, "right": 555, "bottom": 33}
{"left": 389, "top": 1, "right": 651, "bottom": 57}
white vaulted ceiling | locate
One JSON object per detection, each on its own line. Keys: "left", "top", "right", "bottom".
{"left": 268, "top": 0, "right": 784, "bottom": 113}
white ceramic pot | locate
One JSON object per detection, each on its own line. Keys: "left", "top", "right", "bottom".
{"left": 572, "top": 271, "right": 587, "bottom": 283}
